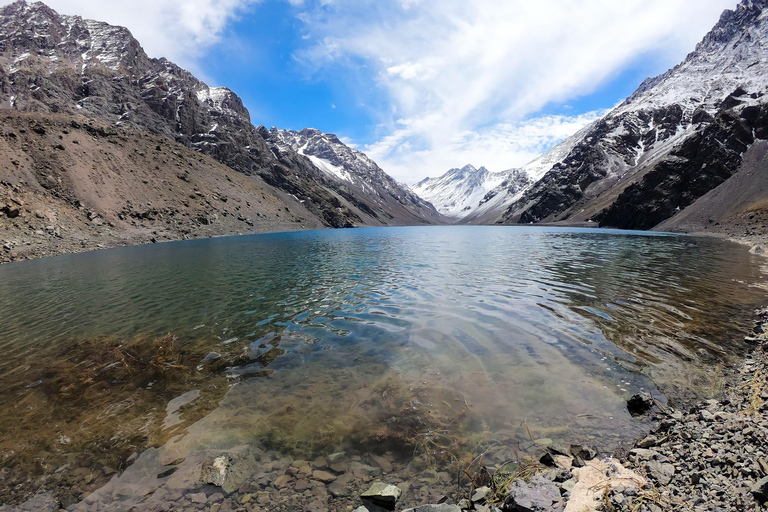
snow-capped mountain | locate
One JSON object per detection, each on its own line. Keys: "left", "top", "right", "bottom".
{"left": 264, "top": 127, "right": 439, "bottom": 222}
{"left": 494, "top": 0, "right": 768, "bottom": 229}
{"left": 411, "top": 164, "right": 530, "bottom": 219}
{"left": 0, "top": 0, "right": 440, "bottom": 228}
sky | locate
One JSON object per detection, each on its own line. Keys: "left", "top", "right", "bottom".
{"left": 6, "top": 0, "right": 740, "bottom": 183}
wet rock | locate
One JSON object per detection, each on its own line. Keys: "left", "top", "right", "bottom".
{"left": 328, "top": 472, "right": 356, "bottom": 497}
{"left": 627, "top": 392, "right": 654, "bottom": 416}
{"left": 569, "top": 444, "right": 596, "bottom": 461}
{"left": 187, "top": 492, "right": 207, "bottom": 504}
{"left": 360, "top": 481, "right": 403, "bottom": 511}
{"left": 203, "top": 352, "right": 221, "bottom": 361}
{"left": 351, "top": 462, "right": 382, "bottom": 480}
{"left": 546, "top": 443, "right": 569, "bottom": 456}
{"left": 371, "top": 455, "right": 393, "bottom": 472}
{"left": 199, "top": 448, "right": 259, "bottom": 494}
{"left": 312, "top": 469, "right": 337, "bottom": 483}
{"left": 471, "top": 486, "right": 492, "bottom": 503}
{"left": 505, "top": 475, "right": 560, "bottom": 512}
{"left": 273, "top": 474, "right": 293, "bottom": 488}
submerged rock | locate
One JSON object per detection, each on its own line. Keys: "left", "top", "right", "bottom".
{"left": 199, "top": 448, "right": 259, "bottom": 494}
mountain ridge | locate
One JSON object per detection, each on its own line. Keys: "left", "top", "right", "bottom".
{"left": 0, "top": 0, "right": 440, "bottom": 238}
{"left": 411, "top": 164, "right": 530, "bottom": 218}
{"left": 492, "top": 0, "right": 768, "bottom": 230}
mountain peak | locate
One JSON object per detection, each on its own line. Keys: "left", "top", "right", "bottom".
{"left": 495, "top": 0, "right": 768, "bottom": 229}
{"left": 412, "top": 165, "right": 530, "bottom": 218}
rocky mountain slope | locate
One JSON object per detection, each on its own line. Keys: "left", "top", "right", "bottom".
{"left": 0, "top": 112, "right": 325, "bottom": 263}
{"left": 410, "top": 164, "right": 531, "bottom": 219}
{"left": 484, "top": 0, "right": 768, "bottom": 230}
{"left": 0, "top": 0, "right": 439, "bottom": 245}
{"left": 265, "top": 127, "right": 441, "bottom": 225}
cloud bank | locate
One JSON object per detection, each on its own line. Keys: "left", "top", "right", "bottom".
{"left": 292, "top": 0, "right": 737, "bottom": 182}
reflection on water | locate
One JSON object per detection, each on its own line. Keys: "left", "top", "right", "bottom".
{"left": 0, "top": 226, "right": 765, "bottom": 510}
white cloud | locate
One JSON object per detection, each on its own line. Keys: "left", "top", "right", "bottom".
{"left": 366, "top": 110, "right": 608, "bottom": 182}
{"left": 5, "top": 0, "right": 258, "bottom": 73}
{"left": 292, "top": 0, "right": 738, "bottom": 183}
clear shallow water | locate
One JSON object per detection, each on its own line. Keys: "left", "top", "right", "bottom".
{"left": 0, "top": 226, "right": 766, "bottom": 509}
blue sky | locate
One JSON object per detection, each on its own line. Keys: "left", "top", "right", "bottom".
{"left": 9, "top": 0, "right": 740, "bottom": 182}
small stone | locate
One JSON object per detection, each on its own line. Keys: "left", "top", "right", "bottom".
{"left": 699, "top": 410, "right": 715, "bottom": 422}
{"left": 645, "top": 461, "right": 675, "bottom": 485}
{"left": 457, "top": 499, "right": 471, "bottom": 510}
{"left": 312, "top": 456, "right": 328, "bottom": 469}
{"left": 637, "top": 435, "right": 660, "bottom": 448}
{"left": 188, "top": 493, "right": 207, "bottom": 504}
{"left": 360, "top": 482, "right": 403, "bottom": 511}
{"left": 203, "top": 352, "right": 221, "bottom": 361}
{"left": 330, "top": 462, "right": 349, "bottom": 473}
{"left": 371, "top": 455, "right": 393, "bottom": 472}
{"left": 312, "top": 470, "right": 337, "bottom": 483}
{"left": 560, "top": 479, "right": 576, "bottom": 493}
{"left": 208, "top": 493, "right": 224, "bottom": 503}
{"left": 569, "top": 445, "right": 597, "bottom": 461}
{"left": 628, "top": 448, "right": 658, "bottom": 461}
{"left": 295, "top": 479, "right": 312, "bottom": 491}
{"left": 505, "top": 476, "right": 560, "bottom": 511}
{"left": 274, "top": 475, "right": 293, "bottom": 488}
{"left": 471, "top": 486, "right": 492, "bottom": 503}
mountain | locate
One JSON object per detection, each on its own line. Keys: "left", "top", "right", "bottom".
{"left": 490, "top": 0, "right": 768, "bottom": 230}
{"left": 264, "top": 127, "right": 441, "bottom": 224}
{"left": 0, "top": 0, "right": 439, "bottom": 247}
{"left": 411, "top": 164, "right": 531, "bottom": 218}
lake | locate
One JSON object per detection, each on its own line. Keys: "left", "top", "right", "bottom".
{"left": 0, "top": 226, "right": 765, "bottom": 511}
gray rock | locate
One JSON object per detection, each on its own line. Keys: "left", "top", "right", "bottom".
{"left": 360, "top": 482, "right": 403, "bottom": 511}
{"left": 471, "top": 486, "right": 492, "bottom": 503}
{"left": 628, "top": 448, "right": 659, "bottom": 461}
{"left": 505, "top": 476, "right": 560, "bottom": 512}
{"left": 645, "top": 461, "right": 675, "bottom": 485}
{"left": 569, "top": 444, "right": 597, "bottom": 461}
{"left": 199, "top": 449, "right": 258, "bottom": 494}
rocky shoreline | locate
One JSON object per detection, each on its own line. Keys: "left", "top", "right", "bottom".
{"left": 381, "top": 307, "right": 768, "bottom": 512}
{"left": 2, "top": 309, "right": 761, "bottom": 512}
